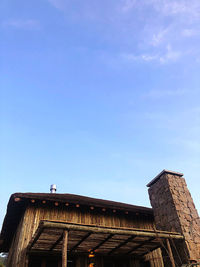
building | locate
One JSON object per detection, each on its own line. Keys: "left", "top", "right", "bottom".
{"left": 0, "top": 170, "right": 200, "bottom": 267}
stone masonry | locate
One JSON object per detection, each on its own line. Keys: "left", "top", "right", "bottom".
{"left": 147, "top": 170, "right": 200, "bottom": 265}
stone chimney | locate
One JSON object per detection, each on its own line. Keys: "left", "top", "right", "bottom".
{"left": 147, "top": 170, "right": 200, "bottom": 265}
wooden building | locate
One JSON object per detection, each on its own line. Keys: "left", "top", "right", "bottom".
{"left": 0, "top": 170, "right": 199, "bottom": 267}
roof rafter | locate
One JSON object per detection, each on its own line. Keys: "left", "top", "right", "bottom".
{"left": 91, "top": 234, "right": 114, "bottom": 252}
{"left": 70, "top": 232, "right": 92, "bottom": 252}
{"left": 126, "top": 237, "right": 155, "bottom": 254}
{"left": 108, "top": 235, "right": 136, "bottom": 255}
{"left": 50, "top": 233, "right": 63, "bottom": 251}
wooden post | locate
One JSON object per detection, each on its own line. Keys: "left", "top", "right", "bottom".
{"left": 62, "top": 231, "right": 68, "bottom": 267}
{"left": 166, "top": 239, "right": 176, "bottom": 267}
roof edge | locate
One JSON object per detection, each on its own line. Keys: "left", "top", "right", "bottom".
{"left": 10, "top": 192, "right": 153, "bottom": 213}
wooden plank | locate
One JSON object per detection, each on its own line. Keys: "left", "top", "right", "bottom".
{"left": 27, "top": 250, "right": 61, "bottom": 255}
{"left": 126, "top": 237, "right": 155, "bottom": 254}
{"left": 166, "top": 239, "right": 176, "bottom": 267}
{"left": 108, "top": 235, "right": 136, "bottom": 255}
{"left": 70, "top": 232, "right": 91, "bottom": 252}
{"left": 50, "top": 233, "right": 63, "bottom": 251}
{"left": 62, "top": 230, "right": 68, "bottom": 267}
{"left": 91, "top": 234, "right": 114, "bottom": 252}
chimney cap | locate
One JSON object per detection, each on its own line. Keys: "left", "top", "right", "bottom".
{"left": 147, "top": 169, "right": 184, "bottom": 187}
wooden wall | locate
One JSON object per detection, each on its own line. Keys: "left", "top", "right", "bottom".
{"left": 7, "top": 205, "right": 164, "bottom": 267}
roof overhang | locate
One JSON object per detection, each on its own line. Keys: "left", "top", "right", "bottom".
{"left": 28, "top": 220, "right": 184, "bottom": 258}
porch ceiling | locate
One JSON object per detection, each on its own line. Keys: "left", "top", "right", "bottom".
{"left": 28, "top": 220, "right": 184, "bottom": 257}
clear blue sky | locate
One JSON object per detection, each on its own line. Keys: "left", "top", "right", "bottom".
{"left": 1, "top": 0, "right": 200, "bottom": 226}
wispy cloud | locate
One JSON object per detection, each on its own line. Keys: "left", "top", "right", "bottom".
{"left": 121, "top": 53, "right": 158, "bottom": 62}
{"left": 155, "top": 0, "right": 200, "bottom": 19}
{"left": 121, "top": 44, "right": 181, "bottom": 64}
{"left": 159, "top": 45, "right": 181, "bottom": 63}
{"left": 182, "top": 28, "right": 200, "bottom": 37}
{"left": 46, "top": 0, "right": 200, "bottom": 64}
{"left": 121, "top": 0, "right": 137, "bottom": 12}
{"left": 2, "top": 19, "right": 40, "bottom": 30}
{"left": 121, "top": 0, "right": 200, "bottom": 61}
{"left": 48, "top": 0, "right": 67, "bottom": 10}
{"left": 150, "top": 27, "right": 170, "bottom": 47}
{"left": 121, "top": 0, "right": 200, "bottom": 20}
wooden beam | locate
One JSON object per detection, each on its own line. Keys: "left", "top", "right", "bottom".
{"left": 50, "top": 233, "right": 63, "bottom": 251}
{"left": 62, "top": 230, "right": 68, "bottom": 267}
{"left": 70, "top": 232, "right": 91, "bottom": 252}
{"left": 126, "top": 237, "right": 155, "bottom": 255}
{"left": 28, "top": 227, "right": 43, "bottom": 250}
{"left": 14, "top": 197, "right": 21, "bottom": 202}
{"left": 41, "top": 221, "right": 184, "bottom": 240}
{"left": 108, "top": 235, "right": 136, "bottom": 255}
{"left": 166, "top": 238, "right": 176, "bottom": 267}
{"left": 91, "top": 234, "right": 114, "bottom": 252}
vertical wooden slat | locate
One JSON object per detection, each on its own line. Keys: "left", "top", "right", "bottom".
{"left": 130, "top": 258, "right": 140, "bottom": 267}
{"left": 166, "top": 239, "right": 176, "bottom": 267}
{"left": 41, "top": 258, "right": 46, "bottom": 267}
{"left": 62, "top": 230, "right": 68, "bottom": 267}
{"left": 24, "top": 253, "right": 29, "bottom": 267}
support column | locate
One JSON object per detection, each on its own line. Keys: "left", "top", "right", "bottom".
{"left": 62, "top": 231, "right": 68, "bottom": 267}
{"left": 147, "top": 170, "right": 200, "bottom": 265}
{"left": 166, "top": 239, "right": 175, "bottom": 267}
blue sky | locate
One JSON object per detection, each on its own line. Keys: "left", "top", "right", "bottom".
{"left": 1, "top": 0, "right": 200, "bottom": 226}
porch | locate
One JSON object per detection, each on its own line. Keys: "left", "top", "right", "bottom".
{"left": 27, "top": 220, "right": 184, "bottom": 267}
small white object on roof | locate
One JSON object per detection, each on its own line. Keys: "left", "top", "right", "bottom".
{"left": 50, "top": 184, "right": 57, "bottom": 193}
